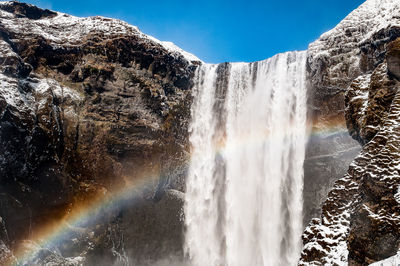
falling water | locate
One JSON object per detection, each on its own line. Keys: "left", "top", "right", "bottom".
{"left": 185, "top": 51, "right": 307, "bottom": 266}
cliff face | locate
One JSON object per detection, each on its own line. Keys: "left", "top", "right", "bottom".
{"left": 2, "top": 0, "right": 400, "bottom": 265}
{"left": 0, "top": 1, "right": 199, "bottom": 264}
{"left": 301, "top": 0, "right": 400, "bottom": 265}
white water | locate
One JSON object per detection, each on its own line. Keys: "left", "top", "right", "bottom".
{"left": 185, "top": 51, "right": 307, "bottom": 266}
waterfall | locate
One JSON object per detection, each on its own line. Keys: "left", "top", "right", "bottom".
{"left": 184, "top": 51, "right": 307, "bottom": 266}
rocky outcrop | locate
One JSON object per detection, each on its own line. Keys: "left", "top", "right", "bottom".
{"left": 301, "top": 0, "right": 400, "bottom": 264}
{"left": 3, "top": 0, "right": 400, "bottom": 265}
{"left": 304, "top": 0, "right": 400, "bottom": 227}
{"left": 0, "top": 1, "right": 199, "bottom": 264}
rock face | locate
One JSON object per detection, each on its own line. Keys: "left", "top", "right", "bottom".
{"left": 2, "top": 0, "right": 400, "bottom": 265}
{"left": 0, "top": 1, "right": 199, "bottom": 264}
{"left": 301, "top": 0, "right": 400, "bottom": 264}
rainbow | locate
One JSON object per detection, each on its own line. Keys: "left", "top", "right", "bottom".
{"left": 9, "top": 118, "right": 351, "bottom": 265}
{"left": 10, "top": 171, "right": 161, "bottom": 265}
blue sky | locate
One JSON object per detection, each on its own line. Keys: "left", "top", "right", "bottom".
{"left": 14, "top": 0, "right": 364, "bottom": 63}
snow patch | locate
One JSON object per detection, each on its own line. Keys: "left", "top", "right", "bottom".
{"left": 370, "top": 251, "right": 400, "bottom": 266}
{"left": 0, "top": 2, "right": 201, "bottom": 63}
{"left": 395, "top": 186, "right": 400, "bottom": 205}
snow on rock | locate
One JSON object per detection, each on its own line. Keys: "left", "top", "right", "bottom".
{"left": 0, "top": 0, "right": 197, "bottom": 126}
{"left": 302, "top": 0, "right": 400, "bottom": 231}
{"left": 0, "top": 72, "right": 81, "bottom": 116}
{"left": 302, "top": 0, "right": 400, "bottom": 264}
{"left": 0, "top": 2, "right": 195, "bottom": 264}
{"left": 154, "top": 40, "right": 201, "bottom": 63}
{"left": 302, "top": 78, "right": 400, "bottom": 265}
{"left": 345, "top": 73, "right": 371, "bottom": 144}
{"left": 345, "top": 60, "right": 398, "bottom": 146}
{"left": 307, "top": 0, "right": 400, "bottom": 94}
{"left": 370, "top": 252, "right": 400, "bottom": 266}
{"left": 0, "top": 1, "right": 201, "bottom": 63}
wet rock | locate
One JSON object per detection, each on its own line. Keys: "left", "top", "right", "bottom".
{"left": 301, "top": 0, "right": 400, "bottom": 264}
{"left": 0, "top": 1, "right": 199, "bottom": 264}
{"left": 0, "top": 1, "right": 57, "bottom": 20}
{"left": 387, "top": 37, "right": 400, "bottom": 80}
{"left": 345, "top": 62, "right": 397, "bottom": 145}
{"left": 83, "top": 189, "right": 185, "bottom": 266}
{"left": 0, "top": 240, "right": 16, "bottom": 265}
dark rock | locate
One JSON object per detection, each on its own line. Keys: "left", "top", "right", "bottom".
{"left": 0, "top": 1, "right": 57, "bottom": 20}
{"left": 0, "top": 3, "right": 199, "bottom": 264}
{"left": 387, "top": 37, "right": 400, "bottom": 80}
{"left": 301, "top": 1, "right": 400, "bottom": 264}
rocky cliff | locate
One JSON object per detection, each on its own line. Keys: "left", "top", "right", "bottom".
{"left": 301, "top": 0, "right": 400, "bottom": 265}
{"left": 2, "top": 0, "right": 400, "bottom": 265}
{"left": 0, "top": 1, "right": 200, "bottom": 265}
